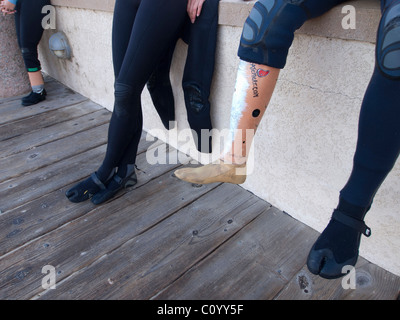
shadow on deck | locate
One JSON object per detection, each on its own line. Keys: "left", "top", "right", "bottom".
{"left": 0, "top": 77, "right": 399, "bottom": 300}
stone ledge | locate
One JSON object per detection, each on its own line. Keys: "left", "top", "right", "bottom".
{"left": 297, "top": 0, "right": 380, "bottom": 43}
{"left": 49, "top": 0, "right": 381, "bottom": 43}
{"left": 50, "top": 0, "right": 115, "bottom": 12}
{"left": 220, "top": 0, "right": 380, "bottom": 43}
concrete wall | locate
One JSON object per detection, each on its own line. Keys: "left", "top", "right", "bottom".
{"left": 0, "top": 13, "right": 31, "bottom": 98}
{"left": 38, "top": 0, "right": 400, "bottom": 277}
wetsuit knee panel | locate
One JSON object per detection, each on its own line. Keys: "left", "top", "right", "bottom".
{"left": 21, "top": 47, "right": 41, "bottom": 72}
{"left": 238, "top": 0, "right": 309, "bottom": 68}
{"left": 240, "top": 0, "right": 279, "bottom": 46}
{"left": 114, "top": 82, "right": 133, "bottom": 100}
{"left": 183, "top": 83, "right": 207, "bottom": 114}
{"left": 377, "top": 1, "right": 400, "bottom": 79}
{"left": 114, "top": 82, "right": 134, "bottom": 117}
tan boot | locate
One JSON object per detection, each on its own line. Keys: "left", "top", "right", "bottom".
{"left": 174, "top": 160, "right": 246, "bottom": 185}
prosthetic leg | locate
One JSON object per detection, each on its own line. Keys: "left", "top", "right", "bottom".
{"left": 174, "top": 60, "right": 279, "bottom": 184}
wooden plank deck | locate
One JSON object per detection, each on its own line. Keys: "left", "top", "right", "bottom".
{"left": 1, "top": 77, "right": 399, "bottom": 300}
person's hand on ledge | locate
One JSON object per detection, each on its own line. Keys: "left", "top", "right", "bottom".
{"left": 187, "top": 0, "right": 205, "bottom": 23}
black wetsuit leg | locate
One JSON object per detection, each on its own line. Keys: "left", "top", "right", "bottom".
{"left": 182, "top": 0, "right": 220, "bottom": 153}
{"left": 146, "top": 0, "right": 220, "bottom": 153}
{"left": 146, "top": 43, "right": 176, "bottom": 130}
{"left": 98, "top": 0, "right": 187, "bottom": 179}
{"left": 238, "top": 0, "right": 348, "bottom": 69}
{"left": 14, "top": 0, "right": 50, "bottom": 72}
{"left": 235, "top": 0, "right": 399, "bottom": 279}
{"left": 66, "top": 0, "right": 188, "bottom": 203}
{"left": 308, "top": 0, "right": 400, "bottom": 278}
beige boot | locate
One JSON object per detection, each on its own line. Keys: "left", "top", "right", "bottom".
{"left": 174, "top": 160, "right": 246, "bottom": 185}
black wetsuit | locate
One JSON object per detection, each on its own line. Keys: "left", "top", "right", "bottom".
{"left": 103, "top": 0, "right": 220, "bottom": 179}
{"left": 148, "top": 0, "right": 220, "bottom": 153}
{"left": 66, "top": 0, "right": 219, "bottom": 204}
{"left": 14, "top": 0, "right": 50, "bottom": 72}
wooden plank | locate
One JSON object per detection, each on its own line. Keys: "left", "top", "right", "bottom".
{"left": 35, "top": 182, "right": 268, "bottom": 300}
{"left": 0, "top": 76, "right": 58, "bottom": 106}
{"left": 0, "top": 161, "right": 216, "bottom": 299}
{"left": 0, "top": 76, "right": 70, "bottom": 106}
{"left": 1, "top": 109, "right": 111, "bottom": 158}
{"left": 154, "top": 206, "right": 318, "bottom": 300}
{"left": 0, "top": 132, "right": 162, "bottom": 213}
{"left": 275, "top": 258, "right": 400, "bottom": 300}
{"left": 0, "top": 100, "right": 106, "bottom": 142}
{"left": 0, "top": 145, "right": 106, "bottom": 214}
{"left": 0, "top": 123, "right": 109, "bottom": 183}
{"left": 0, "top": 80, "right": 88, "bottom": 125}
{"left": 0, "top": 135, "right": 170, "bottom": 253}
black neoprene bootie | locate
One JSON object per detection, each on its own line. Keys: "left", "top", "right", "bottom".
{"left": 21, "top": 89, "right": 47, "bottom": 106}
{"left": 65, "top": 169, "right": 115, "bottom": 203}
{"left": 91, "top": 165, "right": 137, "bottom": 205}
{"left": 307, "top": 200, "right": 371, "bottom": 279}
